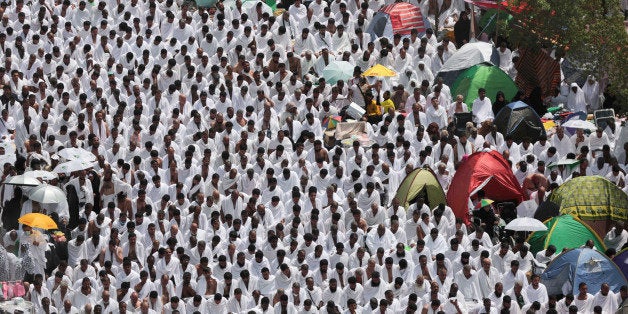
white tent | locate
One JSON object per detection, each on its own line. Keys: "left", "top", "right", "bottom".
{"left": 438, "top": 42, "right": 499, "bottom": 74}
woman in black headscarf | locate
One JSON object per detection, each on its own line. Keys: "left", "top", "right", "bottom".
{"left": 493, "top": 91, "right": 508, "bottom": 115}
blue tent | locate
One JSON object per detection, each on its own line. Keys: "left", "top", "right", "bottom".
{"left": 541, "top": 248, "right": 627, "bottom": 296}
{"left": 494, "top": 101, "right": 546, "bottom": 143}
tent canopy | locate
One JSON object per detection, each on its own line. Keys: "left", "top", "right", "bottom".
{"left": 451, "top": 64, "right": 519, "bottom": 106}
{"left": 613, "top": 248, "right": 628, "bottom": 279}
{"left": 533, "top": 201, "right": 560, "bottom": 222}
{"left": 527, "top": 215, "right": 606, "bottom": 254}
{"left": 548, "top": 176, "right": 628, "bottom": 236}
{"left": 438, "top": 42, "right": 500, "bottom": 74}
{"left": 394, "top": 167, "right": 446, "bottom": 209}
{"left": 494, "top": 101, "right": 546, "bottom": 143}
{"left": 366, "top": 2, "right": 427, "bottom": 41}
{"left": 541, "top": 248, "right": 627, "bottom": 296}
{"left": 613, "top": 249, "right": 628, "bottom": 283}
{"left": 447, "top": 151, "right": 525, "bottom": 224}
{"left": 515, "top": 48, "right": 561, "bottom": 101}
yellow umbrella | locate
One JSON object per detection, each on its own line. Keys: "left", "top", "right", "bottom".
{"left": 362, "top": 64, "right": 397, "bottom": 77}
{"left": 18, "top": 213, "right": 58, "bottom": 230}
{"left": 543, "top": 120, "right": 556, "bottom": 131}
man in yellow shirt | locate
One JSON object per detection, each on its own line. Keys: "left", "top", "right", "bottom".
{"left": 380, "top": 90, "right": 396, "bottom": 115}
{"left": 366, "top": 91, "right": 383, "bottom": 124}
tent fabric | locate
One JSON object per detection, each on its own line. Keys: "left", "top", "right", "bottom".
{"left": 541, "top": 248, "right": 627, "bottom": 296}
{"left": 366, "top": 3, "right": 426, "bottom": 41}
{"left": 394, "top": 167, "right": 446, "bottom": 209}
{"left": 527, "top": 215, "right": 606, "bottom": 254}
{"left": 548, "top": 176, "right": 628, "bottom": 235}
{"left": 514, "top": 48, "right": 561, "bottom": 100}
{"left": 533, "top": 201, "right": 560, "bottom": 222}
{"left": 494, "top": 101, "right": 546, "bottom": 143}
{"left": 613, "top": 249, "right": 628, "bottom": 283}
{"left": 451, "top": 65, "right": 519, "bottom": 106}
{"left": 438, "top": 42, "right": 500, "bottom": 74}
{"left": 447, "top": 151, "right": 525, "bottom": 224}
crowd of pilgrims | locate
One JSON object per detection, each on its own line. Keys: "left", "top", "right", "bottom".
{"left": 0, "top": 0, "right": 625, "bottom": 313}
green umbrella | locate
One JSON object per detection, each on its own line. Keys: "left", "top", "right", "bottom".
{"left": 265, "top": 0, "right": 277, "bottom": 11}
{"left": 479, "top": 9, "right": 513, "bottom": 35}
{"left": 451, "top": 64, "right": 519, "bottom": 108}
{"left": 322, "top": 61, "right": 355, "bottom": 85}
{"left": 195, "top": 0, "right": 218, "bottom": 7}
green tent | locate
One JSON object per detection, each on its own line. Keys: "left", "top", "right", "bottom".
{"left": 527, "top": 215, "right": 606, "bottom": 254}
{"left": 394, "top": 167, "right": 446, "bottom": 209}
{"left": 479, "top": 9, "right": 513, "bottom": 35}
{"left": 451, "top": 64, "right": 519, "bottom": 108}
{"left": 548, "top": 176, "right": 628, "bottom": 236}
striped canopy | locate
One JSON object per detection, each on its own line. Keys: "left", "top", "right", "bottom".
{"left": 366, "top": 2, "right": 427, "bottom": 40}
{"left": 515, "top": 48, "right": 561, "bottom": 100}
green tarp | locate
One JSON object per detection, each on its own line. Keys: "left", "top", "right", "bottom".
{"left": 479, "top": 9, "right": 513, "bottom": 35}
{"left": 527, "top": 215, "right": 606, "bottom": 254}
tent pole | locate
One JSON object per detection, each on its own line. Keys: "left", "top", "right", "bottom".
{"left": 470, "top": 4, "right": 476, "bottom": 40}
{"left": 496, "top": 1, "right": 500, "bottom": 41}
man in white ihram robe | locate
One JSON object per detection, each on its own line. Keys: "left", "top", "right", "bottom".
{"left": 475, "top": 258, "right": 502, "bottom": 299}
{"left": 591, "top": 283, "right": 619, "bottom": 314}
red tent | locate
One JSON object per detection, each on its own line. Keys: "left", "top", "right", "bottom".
{"left": 447, "top": 150, "right": 526, "bottom": 224}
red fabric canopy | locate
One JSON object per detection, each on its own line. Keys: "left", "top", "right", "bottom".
{"left": 380, "top": 2, "right": 426, "bottom": 35}
{"left": 447, "top": 150, "right": 526, "bottom": 224}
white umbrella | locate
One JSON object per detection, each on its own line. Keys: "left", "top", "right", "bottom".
{"left": 562, "top": 119, "right": 597, "bottom": 131}
{"left": 24, "top": 170, "right": 59, "bottom": 181}
{"left": 505, "top": 217, "right": 548, "bottom": 232}
{"left": 53, "top": 160, "right": 95, "bottom": 174}
{"left": 5, "top": 174, "right": 41, "bottom": 186}
{"left": 57, "top": 147, "right": 97, "bottom": 162}
{"left": 28, "top": 184, "right": 66, "bottom": 204}
{"left": 547, "top": 158, "right": 580, "bottom": 168}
